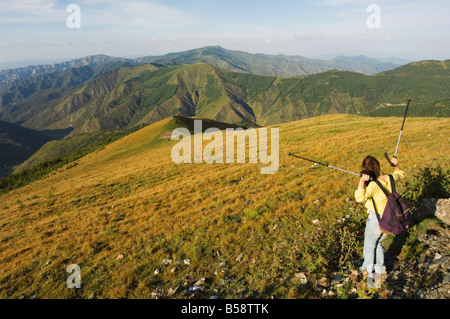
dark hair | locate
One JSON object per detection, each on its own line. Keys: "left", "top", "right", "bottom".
{"left": 362, "top": 156, "right": 380, "bottom": 182}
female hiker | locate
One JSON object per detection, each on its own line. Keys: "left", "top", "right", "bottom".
{"left": 355, "top": 155, "right": 404, "bottom": 288}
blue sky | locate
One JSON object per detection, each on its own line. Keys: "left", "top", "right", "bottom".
{"left": 1, "top": 0, "right": 449, "bottom": 68}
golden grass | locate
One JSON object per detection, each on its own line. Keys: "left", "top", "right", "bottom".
{"left": 0, "top": 114, "right": 448, "bottom": 298}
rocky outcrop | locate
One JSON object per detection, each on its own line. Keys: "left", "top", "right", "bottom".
{"left": 419, "top": 198, "right": 450, "bottom": 225}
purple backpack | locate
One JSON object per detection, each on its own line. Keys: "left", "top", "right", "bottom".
{"left": 372, "top": 175, "right": 412, "bottom": 235}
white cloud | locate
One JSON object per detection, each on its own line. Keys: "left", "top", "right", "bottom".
{"left": 80, "top": 0, "right": 193, "bottom": 28}
{"left": 0, "top": 0, "right": 58, "bottom": 13}
{"left": 0, "top": 0, "right": 193, "bottom": 28}
{"left": 0, "top": 0, "right": 61, "bottom": 24}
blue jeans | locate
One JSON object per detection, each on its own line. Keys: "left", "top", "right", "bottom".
{"left": 361, "top": 212, "right": 387, "bottom": 275}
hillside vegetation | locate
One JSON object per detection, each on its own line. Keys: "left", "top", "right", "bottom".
{"left": 0, "top": 114, "right": 448, "bottom": 299}
{"left": 0, "top": 116, "right": 254, "bottom": 194}
{"left": 1, "top": 60, "right": 449, "bottom": 138}
{"left": 0, "top": 120, "right": 54, "bottom": 177}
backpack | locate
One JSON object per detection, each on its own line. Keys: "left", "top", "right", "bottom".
{"left": 372, "top": 175, "right": 412, "bottom": 235}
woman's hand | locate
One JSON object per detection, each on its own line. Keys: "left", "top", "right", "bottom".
{"left": 391, "top": 157, "right": 401, "bottom": 171}
{"left": 358, "top": 174, "right": 370, "bottom": 189}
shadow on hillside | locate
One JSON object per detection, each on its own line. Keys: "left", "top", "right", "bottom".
{"left": 383, "top": 166, "right": 449, "bottom": 296}
{"left": 383, "top": 213, "right": 433, "bottom": 272}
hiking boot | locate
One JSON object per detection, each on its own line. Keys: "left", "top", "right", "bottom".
{"left": 378, "top": 272, "right": 388, "bottom": 283}
{"left": 374, "top": 273, "right": 381, "bottom": 288}
{"left": 373, "top": 272, "right": 387, "bottom": 288}
{"left": 366, "top": 274, "right": 375, "bottom": 289}
{"left": 361, "top": 269, "right": 369, "bottom": 279}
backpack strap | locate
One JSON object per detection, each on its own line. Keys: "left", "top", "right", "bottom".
{"left": 372, "top": 178, "right": 390, "bottom": 197}
{"left": 389, "top": 174, "right": 396, "bottom": 193}
{"left": 371, "top": 178, "right": 391, "bottom": 224}
{"left": 372, "top": 196, "right": 382, "bottom": 223}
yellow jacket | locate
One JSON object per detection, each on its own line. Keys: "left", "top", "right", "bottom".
{"left": 354, "top": 170, "right": 405, "bottom": 214}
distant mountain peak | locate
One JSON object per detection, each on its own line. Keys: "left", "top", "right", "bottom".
{"left": 135, "top": 46, "right": 403, "bottom": 76}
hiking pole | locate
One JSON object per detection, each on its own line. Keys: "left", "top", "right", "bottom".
{"left": 288, "top": 153, "right": 371, "bottom": 179}
{"left": 384, "top": 99, "right": 411, "bottom": 167}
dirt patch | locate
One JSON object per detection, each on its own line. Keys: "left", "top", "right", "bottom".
{"left": 159, "top": 130, "right": 173, "bottom": 139}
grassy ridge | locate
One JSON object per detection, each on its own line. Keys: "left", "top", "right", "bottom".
{"left": 0, "top": 114, "right": 448, "bottom": 298}
{"left": 364, "top": 99, "right": 450, "bottom": 117}
{"left": 0, "top": 125, "right": 147, "bottom": 195}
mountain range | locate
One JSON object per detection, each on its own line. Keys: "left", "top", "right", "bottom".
{"left": 0, "top": 47, "right": 449, "bottom": 177}
{"left": 1, "top": 46, "right": 402, "bottom": 86}
{"left": 135, "top": 46, "right": 402, "bottom": 76}
{"left": 1, "top": 59, "right": 448, "bottom": 133}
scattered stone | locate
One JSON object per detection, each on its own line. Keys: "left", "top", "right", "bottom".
{"left": 183, "top": 259, "right": 191, "bottom": 265}
{"left": 416, "top": 289, "right": 427, "bottom": 299}
{"left": 428, "top": 263, "right": 439, "bottom": 270}
{"left": 167, "top": 286, "right": 179, "bottom": 297}
{"left": 330, "top": 274, "right": 345, "bottom": 285}
{"left": 115, "top": 254, "right": 124, "bottom": 260}
{"left": 419, "top": 198, "right": 450, "bottom": 225}
{"left": 292, "top": 272, "right": 307, "bottom": 285}
{"left": 236, "top": 253, "right": 244, "bottom": 262}
{"left": 311, "top": 219, "right": 320, "bottom": 225}
{"left": 194, "top": 277, "right": 205, "bottom": 286}
{"left": 317, "top": 277, "right": 328, "bottom": 287}
{"left": 443, "top": 273, "right": 450, "bottom": 284}
{"left": 435, "top": 199, "right": 450, "bottom": 225}
{"left": 425, "top": 288, "right": 440, "bottom": 299}
{"left": 219, "top": 278, "right": 229, "bottom": 285}
{"left": 161, "top": 258, "right": 172, "bottom": 266}
{"left": 151, "top": 291, "right": 161, "bottom": 299}
{"left": 436, "top": 255, "right": 449, "bottom": 265}
{"left": 153, "top": 269, "right": 160, "bottom": 275}
{"left": 385, "top": 216, "right": 450, "bottom": 300}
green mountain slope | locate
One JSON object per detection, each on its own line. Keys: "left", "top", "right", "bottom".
{"left": 0, "top": 63, "right": 258, "bottom": 136}
{"left": 136, "top": 46, "right": 400, "bottom": 76}
{"left": 365, "top": 99, "right": 450, "bottom": 117}
{"left": 1, "top": 115, "right": 253, "bottom": 191}
{"left": 0, "top": 54, "right": 134, "bottom": 85}
{"left": 18, "top": 115, "right": 252, "bottom": 172}
{"left": 0, "top": 62, "right": 136, "bottom": 126}
{"left": 0, "top": 120, "right": 53, "bottom": 177}
{"left": 230, "top": 61, "right": 450, "bottom": 124}
{"left": 1, "top": 60, "right": 449, "bottom": 137}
